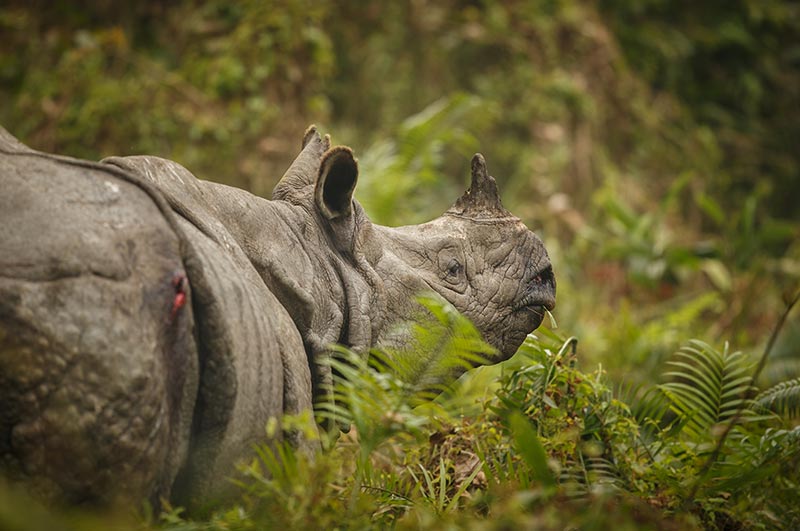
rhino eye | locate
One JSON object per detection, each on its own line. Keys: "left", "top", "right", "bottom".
{"left": 446, "top": 258, "right": 463, "bottom": 278}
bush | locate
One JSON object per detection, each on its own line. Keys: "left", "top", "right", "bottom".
{"left": 149, "top": 296, "right": 799, "bottom": 530}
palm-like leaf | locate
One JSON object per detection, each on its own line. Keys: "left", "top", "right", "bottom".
{"left": 582, "top": 456, "right": 621, "bottom": 491}
{"left": 386, "top": 292, "right": 496, "bottom": 397}
{"left": 756, "top": 377, "right": 800, "bottom": 419}
{"left": 659, "top": 340, "right": 759, "bottom": 441}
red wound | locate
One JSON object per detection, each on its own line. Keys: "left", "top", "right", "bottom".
{"left": 170, "top": 272, "right": 188, "bottom": 322}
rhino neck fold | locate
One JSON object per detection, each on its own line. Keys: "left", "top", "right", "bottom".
{"left": 364, "top": 223, "right": 451, "bottom": 331}
{"left": 201, "top": 187, "right": 385, "bottom": 408}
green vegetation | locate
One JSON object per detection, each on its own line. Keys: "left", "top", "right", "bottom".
{"left": 8, "top": 298, "right": 798, "bottom": 529}
{"left": 1, "top": 0, "right": 799, "bottom": 529}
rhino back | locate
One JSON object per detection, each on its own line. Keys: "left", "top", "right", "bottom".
{"left": 0, "top": 149, "right": 198, "bottom": 505}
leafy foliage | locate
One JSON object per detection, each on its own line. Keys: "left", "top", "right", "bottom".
{"left": 756, "top": 378, "right": 800, "bottom": 419}
{"left": 152, "top": 311, "right": 796, "bottom": 530}
{"left": 1, "top": 300, "right": 797, "bottom": 529}
{"left": 660, "top": 340, "right": 759, "bottom": 441}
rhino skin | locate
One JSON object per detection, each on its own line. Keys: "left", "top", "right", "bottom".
{"left": 0, "top": 125, "right": 555, "bottom": 510}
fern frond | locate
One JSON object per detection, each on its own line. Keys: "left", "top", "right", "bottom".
{"left": 583, "top": 456, "right": 621, "bottom": 491}
{"left": 381, "top": 292, "right": 496, "bottom": 396}
{"left": 317, "top": 293, "right": 498, "bottom": 450}
{"left": 659, "top": 340, "right": 758, "bottom": 441}
{"left": 756, "top": 377, "right": 800, "bottom": 418}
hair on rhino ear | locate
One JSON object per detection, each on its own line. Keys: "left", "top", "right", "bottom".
{"left": 302, "top": 124, "right": 331, "bottom": 150}
{"left": 315, "top": 146, "right": 358, "bottom": 220}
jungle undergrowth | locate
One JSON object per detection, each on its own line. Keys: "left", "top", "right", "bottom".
{"left": 153, "top": 293, "right": 800, "bottom": 531}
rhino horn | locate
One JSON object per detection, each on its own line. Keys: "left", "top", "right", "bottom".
{"left": 447, "top": 153, "right": 511, "bottom": 219}
{"left": 272, "top": 125, "right": 331, "bottom": 201}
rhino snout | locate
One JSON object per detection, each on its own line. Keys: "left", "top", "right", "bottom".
{"left": 513, "top": 265, "right": 556, "bottom": 312}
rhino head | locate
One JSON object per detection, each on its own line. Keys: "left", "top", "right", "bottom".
{"left": 365, "top": 155, "right": 556, "bottom": 364}
{"left": 274, "top": 127, "right": 556, "bottom": 368}
{"left": 366, "top": 154, "right": 556, "bottom": 362}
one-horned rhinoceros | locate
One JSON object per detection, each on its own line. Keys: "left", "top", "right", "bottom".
{"left": 0, "top": 125, "right": 555, "bottom": 509}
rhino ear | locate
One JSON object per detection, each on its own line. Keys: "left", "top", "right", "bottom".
{"left": 272, "top": 125, "right": 331, "bottom": 202}
{"left": 315, "top": 146, "right": 358, "bottom": 220}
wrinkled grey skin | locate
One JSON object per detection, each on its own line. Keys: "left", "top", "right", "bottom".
{"left": 0, "top": 125, "right": 554, "bottom": 511}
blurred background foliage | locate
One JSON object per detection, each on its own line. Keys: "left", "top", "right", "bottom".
{"left": 1, "top": 0, "right": 799, "bottom": 391}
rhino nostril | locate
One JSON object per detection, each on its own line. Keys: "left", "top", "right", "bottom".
{"left": 531, "top": 265, "right": 553, "bottom": 287}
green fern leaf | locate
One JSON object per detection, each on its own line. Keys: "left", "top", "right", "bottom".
{"left": 659, "top": 340, "right": 758, "bottom": 441}
{"left": 756, "top": 377, "right": 800, "bottom": 418}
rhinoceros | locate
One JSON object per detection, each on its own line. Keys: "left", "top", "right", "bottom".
{"left": 0, "top": 125, "right": 555, "bottom": 509}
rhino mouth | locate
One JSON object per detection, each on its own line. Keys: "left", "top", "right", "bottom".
{"left": 513, "top": 293, "right": 555, "bottom": 319}
{"left": 512, "top": 294, "right": 555, "bottom": 314}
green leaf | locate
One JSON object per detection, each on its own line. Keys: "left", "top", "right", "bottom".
{"left": 660, "top": 340, "right": 759, "bottom": 441}
{"left": 507, "top": 411, "right": 556, "bottom": 489}
{"left": 701, "top": 259, "right": 733, "bottom": 292}
{"left": 756, "top": 378, "right": 800, "bottom": 418}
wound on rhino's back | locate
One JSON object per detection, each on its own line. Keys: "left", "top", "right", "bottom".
{"left": 0, "top": 151, "right": 199, "bottom": 506}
